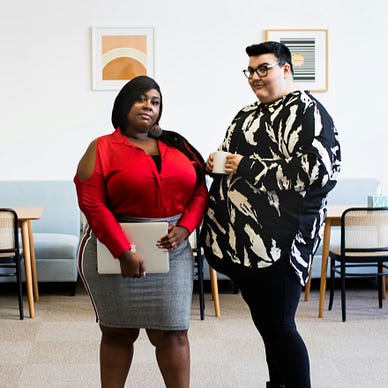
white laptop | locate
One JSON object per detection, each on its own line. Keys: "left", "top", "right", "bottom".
{"left": 97, "top": 222, "right": 169, "bottom": 274}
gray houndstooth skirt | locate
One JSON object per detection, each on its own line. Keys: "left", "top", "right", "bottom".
{"left": 78, "top": 215, "right": 194, "bottom": 330}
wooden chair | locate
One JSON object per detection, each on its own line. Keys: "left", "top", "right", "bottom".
{"left": 0, "top": 208, "right": 24, "bottom": 319}
{"left": 328, "top": 207, "right": 388, "bottom": 321}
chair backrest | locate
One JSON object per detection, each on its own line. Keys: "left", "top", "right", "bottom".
{"left": 341, "top": 207, "right": 388, "bottom": 256}
{"left": 0, "top": 208, "right": 19, "bottom": 258}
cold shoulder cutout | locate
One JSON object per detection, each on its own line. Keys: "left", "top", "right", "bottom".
{"left": 76, "top": 139, "right": 98, "bottom": 182}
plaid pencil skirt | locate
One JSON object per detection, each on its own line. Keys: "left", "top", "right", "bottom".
{"left": 78, "top": 214, "right": 194, "bottom": 330}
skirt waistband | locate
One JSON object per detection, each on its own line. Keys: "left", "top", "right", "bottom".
{"left": 116, "top": 214, "right": 182, "bottom": 225}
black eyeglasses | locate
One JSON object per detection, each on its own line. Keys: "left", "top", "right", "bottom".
{"left": 242, "top": 63, "right": 279, "bottom": 79}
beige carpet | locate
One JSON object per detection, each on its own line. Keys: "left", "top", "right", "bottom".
{"left": 0, "top": 281, "right": 387, "bottom": 388}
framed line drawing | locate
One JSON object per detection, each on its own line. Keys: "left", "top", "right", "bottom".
{"left": 91, "top": 27, "right": 154, "bottom": 91}
{"left": 265, "top": 29, "right": 328, "bottom": 92}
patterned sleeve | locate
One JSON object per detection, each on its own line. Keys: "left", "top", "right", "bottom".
{"left": 235, "top": 97, "right": 341, "bottom": 193}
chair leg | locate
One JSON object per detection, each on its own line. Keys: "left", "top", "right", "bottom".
{"left": 209, "top": 267, "right": 220, "bottom": 317}
{"left": 197, "top": 254, "right": 205, "bottom": 320}
{"left": 16, "top": 258, "right": 24, "bottom": 320}
{"left": 378, "top": 275, "right": 383, "bottom": 308}
{"left": 381, "top": 262, "right": 386, "bottom": 300}
{"left": 340, "top": 261, "right": 346, "bottom": 322}
{"left": 17, "top": 280, "right": 24, "bottom": 320}
{"left": 304, "top": 268, "right": 312, "bottom": 301}
{"left": 377, "top": 262, "right": 383, "bottom": 308}
{"left": 328, "top": 257, "right": 335, "bottom": 311}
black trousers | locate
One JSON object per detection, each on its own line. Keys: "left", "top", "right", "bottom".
{"left": 222, "top": 256, "right": 311, "bottom": 388}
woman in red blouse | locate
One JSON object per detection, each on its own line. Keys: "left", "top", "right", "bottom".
{"left": 74, "top": 76, "right": 208, "bottom": 388}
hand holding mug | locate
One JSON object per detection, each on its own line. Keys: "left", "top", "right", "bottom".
{"left": 206, "top": 151, "right": 243, "bottom": 174}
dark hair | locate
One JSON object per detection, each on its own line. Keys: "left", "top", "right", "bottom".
{"left": 111, "top": 75, "right": 163, "bottom": 132}
{"left": 245, "top": 41, "right": 294, "bottom": 75}
{"left": 111, "top": 76, "right": 205, "bottom": 187}
{"left": 152, "top": 130, "right": 206, "bottom": 187}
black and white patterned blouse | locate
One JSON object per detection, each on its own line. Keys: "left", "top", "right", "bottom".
{"left": 201, "top": 90, "right": 341, "bottom": 286}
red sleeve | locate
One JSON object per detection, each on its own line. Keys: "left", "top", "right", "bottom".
{"left": 74, "top": 149, "right": 130, "bottom": 258}
{"left": 177, "top": 180, "right": 208, "bottom": 233}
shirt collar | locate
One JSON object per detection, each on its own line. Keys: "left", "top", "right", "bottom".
{"left": 110, "top": 127, "right": 166, "bottom": 154}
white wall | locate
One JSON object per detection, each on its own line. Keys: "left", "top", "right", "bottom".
{"left": 1, "top": 0, "right": 387, "bottom": 193}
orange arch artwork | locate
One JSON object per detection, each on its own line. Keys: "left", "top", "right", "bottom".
{"left": 92, "top": 27, "right": 154, "bottom": 90}
{"left": 102, "top": 35, "right": 147, "bottom": 80}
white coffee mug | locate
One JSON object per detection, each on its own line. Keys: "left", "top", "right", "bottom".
{"left": 212, "top": 151, "right": 230, "bottom": 174}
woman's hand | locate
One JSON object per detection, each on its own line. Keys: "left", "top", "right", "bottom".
{"left": 118, "top": 250, "right": 146, "bottom": 278}
{"left": 225, "top": 153, "right": 243, "bottom": 174}
{"left": 205, "top": 152, "right": 243, "bottom": 174}
{"left": 205, "top": 153, "right": 215, "bottom": 173}
{"left": 157, "top": 225, "right": 189, "bottom": 251}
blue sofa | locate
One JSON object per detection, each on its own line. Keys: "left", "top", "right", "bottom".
{"left": 0, "top": 181, "right": 80, "bottom": 294}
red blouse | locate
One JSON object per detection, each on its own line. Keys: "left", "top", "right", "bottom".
{"left": 74, "top": 129, "right": 208, "bottom": 258}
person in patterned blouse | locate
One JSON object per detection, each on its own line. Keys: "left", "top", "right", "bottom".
{"left": 201, "top": 41, "right": 341, "bottom": 388}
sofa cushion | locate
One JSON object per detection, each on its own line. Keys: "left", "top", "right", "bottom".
{"left": 33, "top": 233, "right": 79, "bottom": 260}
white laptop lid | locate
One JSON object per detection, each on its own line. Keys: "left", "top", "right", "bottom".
{"left": 97, "top": 222, "right": 169, "bottom": 274}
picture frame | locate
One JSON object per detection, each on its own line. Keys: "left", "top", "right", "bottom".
{"left": 265, "top": 29, "right": 328, "bottom": 92}
{"left": 91, "top": 27, "right": 154, "bottom": 91}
